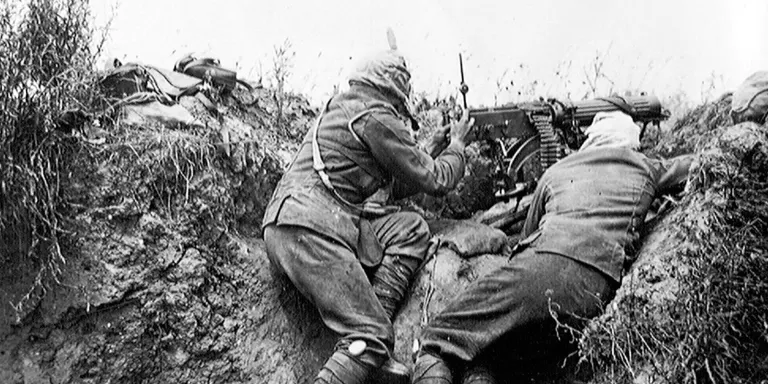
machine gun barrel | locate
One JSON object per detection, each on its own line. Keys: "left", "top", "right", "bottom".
{"left": 469, "top": 94, "right": 668, "bottom": 143}
{"left": 465, "top": 94, "right": 669, "bottom": 200}
{"left": 552, "top": 95, "right": 668, "bottom": 126}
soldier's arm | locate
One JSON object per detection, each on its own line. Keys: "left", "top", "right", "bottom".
{"left": 521, "top": 177, "right": 550, "bottom": 239}
{"left": 421, "top": 124, "right": 451, "bottom": 159}
{"left": 358, "top": 111, "right": 466, "bottom": 199}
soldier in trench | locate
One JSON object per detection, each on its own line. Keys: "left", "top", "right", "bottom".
{"left": 261, "top": 49, "right": 474, "bottom": 384}
{"left": 411, "top": 111, "right": 694, "bottom": 384}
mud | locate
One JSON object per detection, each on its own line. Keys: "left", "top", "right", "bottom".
{"left": 0, "top": 90, "right": 329, "bottom": 383}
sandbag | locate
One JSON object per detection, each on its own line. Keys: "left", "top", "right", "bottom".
{"left": 428, "top": 219, "right": 510, "bottom": 258}
{"left": 731, "top": 71, "right": 768, "bottom": 124}
{"left": 121, "top": 101, "right": 203, "bottom": 128}
{"left": 145, "top": 67, "right": 203, "bottom": 99}
{"left": 100, "top": 63, "right": 150, "bottom": 99}
{"left": 100, "top": 62, "right": 203, "bottom": 103}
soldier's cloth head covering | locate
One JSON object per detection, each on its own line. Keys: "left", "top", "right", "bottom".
{"left": 348, "top": 49, "right": 412, "bottom": 105}
{"left": 347, "top": 30, "right": 419, "bottom": 129}
{"left": 579, "top": 111, "right": 641, "bottom": 151}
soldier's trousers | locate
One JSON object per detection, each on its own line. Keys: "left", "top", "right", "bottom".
{"left": 419, "top": 249, "right": 618, "bottom": 368}
{"left": 263, "top": 211, "right": 430, "bottom": 362}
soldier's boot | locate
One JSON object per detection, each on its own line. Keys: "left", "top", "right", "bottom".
{"left": 370, "top": 255, "right": 421, "bottom": 384}
{"left": 374, "top": 358, "right": 411, "bottom": 384}
{"left": 412, "top": 352, "right": 452, "bottom": 384}
{"left": 314, "top": 349, "right": 377, "bottom": 384}
{"left": 371, "top": 254, "right": 421, "bottom": 320}
{"left": 461, "top": 364, "right": 496, "bottom": 384}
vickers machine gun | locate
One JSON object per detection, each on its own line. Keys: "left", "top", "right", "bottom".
{"left": 457, "top": 54, "right": 670, "bottom": 200}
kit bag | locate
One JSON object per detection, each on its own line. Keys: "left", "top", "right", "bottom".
{"left": 100, "top": 59, "right": 203, "bottom": 102}
{"left": 100, "top": 62, "right": 150, "bottom": 99}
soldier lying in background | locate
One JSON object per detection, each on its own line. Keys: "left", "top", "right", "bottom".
{"left": 412, "top": 111, "right": 693, "bottom": 384}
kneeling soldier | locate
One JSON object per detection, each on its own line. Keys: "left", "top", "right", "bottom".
{"left": 262, "top": 48, "right": 475, "bottom": 384}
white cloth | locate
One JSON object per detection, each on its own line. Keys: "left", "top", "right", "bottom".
{"left": 121, "top": 100, "right": 203, "bottom": 128}
{"left": 579, "top": 111, "right": 641, "bottom": 151}
{"left": 348, "top": 50, "right": 411, "bottom": 102}
{"left": 347, "top": 50, "right": 417, "bottom": 121}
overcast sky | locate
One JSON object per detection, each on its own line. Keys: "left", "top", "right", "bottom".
{"left": 94, "top": 0, "right": 768, "bottom": 106}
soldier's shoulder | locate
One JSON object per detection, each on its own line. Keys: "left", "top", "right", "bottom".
{"left": 363, "top": 101, "right": 400, "bottom": 118}
{"left": 360, "top": 104, "right": 405, "bottom": 128}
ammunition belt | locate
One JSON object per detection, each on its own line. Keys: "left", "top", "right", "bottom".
{"left": 532, "top": 113, "right": 561, "bottom": 171}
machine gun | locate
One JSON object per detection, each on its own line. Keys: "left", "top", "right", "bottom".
{"left": 457, "top": 54, "right": 669, "bottom": 200}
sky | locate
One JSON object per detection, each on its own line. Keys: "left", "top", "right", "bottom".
{"left": 93, "top": 0, "right": 768, "bottom": 107}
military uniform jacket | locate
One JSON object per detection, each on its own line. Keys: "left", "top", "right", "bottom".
{"left": 520, "top": 147, "right": 693, "bottom": 282}
{"left": 262, "top": 85, "right": 466, "bottom": 256}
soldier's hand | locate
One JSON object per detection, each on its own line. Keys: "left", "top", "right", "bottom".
{"left": 450, "top": 109, "right": 475, "bottom": 147}
{"left": 431, "top": 124, "right": 451, "bottom": 147}
{"left": 423, "top": 123, "right": 451, "bottom": 158}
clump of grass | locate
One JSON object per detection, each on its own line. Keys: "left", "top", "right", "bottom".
{"left": 648, "top": 94, "right": 733, "bottom": 158}
{"left": 578, "top": 113, "right": 768, "bottom": 383}
{"left": 0, "top": 0, "right": 106, "bottom": 316}
{"left": 99, "top": 123, "right": 220, "bottom": 219}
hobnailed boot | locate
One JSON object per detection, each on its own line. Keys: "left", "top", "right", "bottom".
{"left": 314, "top": 350, "right": 376, "bottom": 384}
{"left": 461, "top": 364, "right": 496, "bottom": 384}
{"left": 412, "top": 352, "right": 452, "bottom": 384}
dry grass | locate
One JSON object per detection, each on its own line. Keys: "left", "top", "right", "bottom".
{"left": 0, "top": 0, "right": 107, "bottom": 316}
{"left": 98, "top": 123, "right": 219, "bottom": 217}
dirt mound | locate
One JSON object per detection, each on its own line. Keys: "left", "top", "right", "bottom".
{"left": 579, "top": 114, "right": 768, "bottom": 383}
{"left": 646, "top": 93, "right": 733, "bottom": 158}
{"left": 0, "top": 87, "right": 325, "bottom": 383}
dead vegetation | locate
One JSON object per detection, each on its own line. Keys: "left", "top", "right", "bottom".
{"left": 95, "top": 124, "right": 219, "bottom": 217}
{"left": 0, "top": 0, "right": 107, "bottom": 317}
